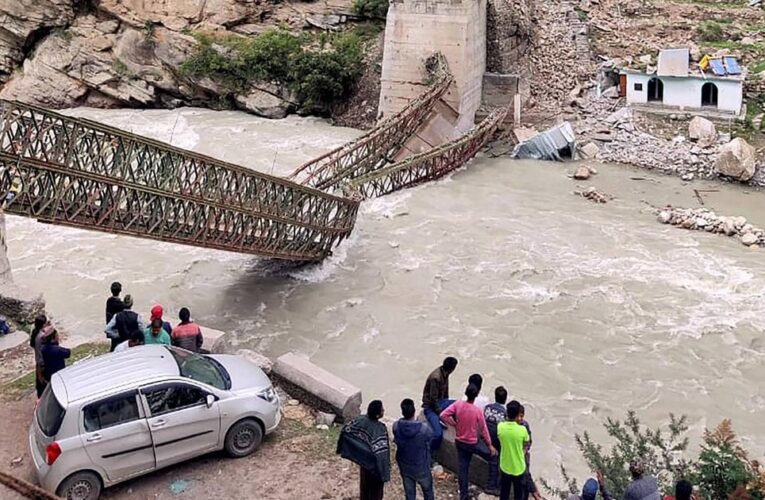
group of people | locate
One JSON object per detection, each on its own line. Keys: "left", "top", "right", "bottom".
{"left": 338, "top": 357, "right": 699, "bottom": 500}
{"left": 104, "top": 281, "right": 204, "bottom": 353}
{"left": 27, "top": 281, "right": 206, "bottom": 398}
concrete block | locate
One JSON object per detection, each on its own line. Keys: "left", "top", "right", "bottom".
{"left": 272, "top": 352, "right": 362, "bottom": 422}
{"left": 419, "top": 413, "right": 490, "bottom": 488}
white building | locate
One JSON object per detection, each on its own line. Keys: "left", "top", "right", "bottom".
{"left": 621, "top": 48, "right": 744, "bottom": 115}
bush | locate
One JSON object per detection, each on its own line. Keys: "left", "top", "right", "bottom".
{"left": 180, "top": 29, "right": 365, "bottom": 114}
{"left": 543, "top": 414, "right": 765, "bottom": 500}
{"left": 694, "top": 420, "right": 765, "bottom": 499}
{"left": 698, "top": 20, "right": 724, "bottom": 42}
{"left": 541, "top": 412, "right": 692, "bottom": 499}
{"left": 352, "top": 0, "right": 389, "bottom": 19}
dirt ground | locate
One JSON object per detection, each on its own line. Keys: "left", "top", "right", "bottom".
{"left": 0, "top": 346, "right": 460, "bottom": 500}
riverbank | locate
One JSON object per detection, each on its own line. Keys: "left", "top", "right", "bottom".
{"left": 0, "top": 341, "right": 462, "bottom": 500}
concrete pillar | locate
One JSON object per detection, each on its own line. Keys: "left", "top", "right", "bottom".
{"left": 0, "top": 212, "right": 12, "bottom": 283}
{"left": 379, "top": 0, "right": 488, "bottom": 136}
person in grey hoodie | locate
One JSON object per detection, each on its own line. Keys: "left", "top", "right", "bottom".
{"left": 393, "top": 398, "right": 435, "bottom": 500}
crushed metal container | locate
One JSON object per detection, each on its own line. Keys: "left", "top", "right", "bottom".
{"left": 512, "top": 121, "right": 577, "bottom": 161}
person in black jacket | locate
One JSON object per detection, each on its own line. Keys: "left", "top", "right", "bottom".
{"left": 105, "top": 294, "right": 144, "bottom": 351}
{"left": 337, "top": 400, "right": 390, "bottom": 500}
{"left": 105, "top": 281, "right": 124, "bottom": 324}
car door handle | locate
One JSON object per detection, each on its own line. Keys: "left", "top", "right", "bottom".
{"left": 151, "top": 419, "right": 167, "bottom": 428}
{"left": 86, "top": 433, "right": 102, "bottom": 443}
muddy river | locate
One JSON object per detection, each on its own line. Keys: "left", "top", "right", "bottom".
{"left": 6, "top": 107, "right": 765, "bottom": 481}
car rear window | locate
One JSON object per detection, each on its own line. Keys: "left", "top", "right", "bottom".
{"left": 37, "top": 386, "right": 66, "bottom": 437}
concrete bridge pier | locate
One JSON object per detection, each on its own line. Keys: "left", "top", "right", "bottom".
{"left": 379, "top": 0, "right": 487, "bottom": 152}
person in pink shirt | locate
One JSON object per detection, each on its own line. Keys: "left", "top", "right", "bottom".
{"left": 441, "top": 384, "right": 499, "bottom": 499}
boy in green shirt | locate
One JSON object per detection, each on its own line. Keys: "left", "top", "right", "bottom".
{"left": 497, "top": 400, "right": 529, "bottom": 500}
{"left": 143, "top": 318, "right": 172, "bottom": 346}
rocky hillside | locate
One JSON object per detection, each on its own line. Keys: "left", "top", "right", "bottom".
{"left": 0, "top": 0, "right": 382, "bottom": 121}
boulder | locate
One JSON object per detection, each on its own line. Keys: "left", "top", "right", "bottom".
{"left": 235, "top": 86, "right": 294, "bottom": 119}
{"left": 0, "top": 282, "right": 45, "bottom": 324}
{"left": 715, "top": 138, "right": 756, "bottom": 181}
{"left": 741, "top": 232, "right": 759, "bottom": 246}
{"left": 579, "top": 142, "right": 600, "bottom": 159}
{"left": 272, "top": 352, "right": 362, "bottom": 422}
{"left": 574, "top": 165, "right": 592, "bottom": 179}
{"left": 605, "top": 107, "right": 632, "bottom": 125}
{"left": 235, "top": 348, "right": 273, "bottom": 375}
{"left": 688, "top": 117, "right": 717, "bottom": 147}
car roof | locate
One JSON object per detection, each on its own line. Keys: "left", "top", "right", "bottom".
{"left": 52, "top": 345, "right": 180, "bottom": 405}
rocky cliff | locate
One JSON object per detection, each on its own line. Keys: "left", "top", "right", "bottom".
{"left": 0, "top": 0, "right": 374, "bottom": 120}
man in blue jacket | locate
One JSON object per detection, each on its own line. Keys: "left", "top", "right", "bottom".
{"left": 393, "top": 398, "right": 435, "bottom": 500}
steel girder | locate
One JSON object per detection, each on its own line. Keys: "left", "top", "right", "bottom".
{"left": 343, "top": 106, "right": 510, "bottom": 200}
{"left": 287, "top": 74, "right": 454, "bottom": 192}
{"left": 0, "top": 101, "right": 358, "bottom": 261}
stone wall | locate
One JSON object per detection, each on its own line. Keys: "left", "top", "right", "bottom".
{"left": 379, "top": 0, "right": 487, "bottom": 134}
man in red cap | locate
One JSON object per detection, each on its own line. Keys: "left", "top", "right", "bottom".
{"left": 150, "top": 305, "right": 173, "bottom": 336}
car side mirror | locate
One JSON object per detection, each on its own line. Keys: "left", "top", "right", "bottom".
{"left": 206, "top": 394, "right": 215, "bottom": 408}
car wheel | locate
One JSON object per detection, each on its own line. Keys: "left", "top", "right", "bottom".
{"left": 224, "top": 418, "right": 263, "bottom": 458}
{"left": 56, "top": 471, "right": 102, "bottom": 500}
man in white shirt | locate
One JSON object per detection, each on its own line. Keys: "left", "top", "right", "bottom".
{"left": 114, "top": 330, "right": 145, "bottom": 353}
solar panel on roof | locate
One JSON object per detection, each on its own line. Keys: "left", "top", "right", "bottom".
{"left": 709, "top": 59, "right": 726, "bottom": 76}
{"left": 724, "top": 57, "right": 742, "bottom": 75}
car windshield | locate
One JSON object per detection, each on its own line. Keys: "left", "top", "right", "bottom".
{"left": 168, "top": 347, "right": 230, "bottom": 390}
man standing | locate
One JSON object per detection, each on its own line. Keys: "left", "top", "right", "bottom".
{"left": 393, "top": 398, "right": 434, "bottom": 500}
{"left": 105, "top": 294, "right": 144, "bottom": 352}
{"left": 485, "top": 386, "right": 508, "bottom": 493}
{"left": 40, "top": 326, "right": 71, "bottom": 381}
{"left": 461, "top": 374, "right": 491, "bottom": 410}
{"left": 440, "top": 384, "right": 498, "bottom": 499}
{"left": 337, "top": 400, "right": 391, "bottom": 500}
{"left": 172, "top": 307, "right": 204, "bottom": 352}
{"left": 623, "top": 461, "right": 661, "bottom": 500}
{"left": 422, "top": 356, "right": 458, "bottom": 452}
{"left": 144, "top": 318, "right": 172, "bottom": 346}
{"left": 105, "top": 282, "right": 124, "bottom": 324}
{"left": 497, "top": 400, "right": 530, "bottom": 500}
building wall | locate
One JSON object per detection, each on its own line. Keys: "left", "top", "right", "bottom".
{"left": 625, "top": 73, "right": 742, "bottom": 114}
{"left": 379, "top": 0, "right": 487, "bottom": 135}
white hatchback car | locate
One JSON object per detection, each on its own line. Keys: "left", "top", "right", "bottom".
{"left": 30, "top": 344, "right": 281, "bottom": 499}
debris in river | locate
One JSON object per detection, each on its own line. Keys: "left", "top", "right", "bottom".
{"left": 573, "top": 165, "right": 594, "bottom": 180}
{"left": 513, "top": 122, "right": 576, "bottom": 161}
{"left": 575, "top": 186, "right": 612, "bottom": 203}
{"left": 656, "top": 207, "right": 764, "bottom": 247}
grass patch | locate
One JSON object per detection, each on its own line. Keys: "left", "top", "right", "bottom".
{"left": 750, "top": 60, "right": 765, "bottom": 73}
{"left": 697, "top": 20, "right": 725, "bottom": 41}
{"left": 0, "top": 342, "right": 110, "bottom": 400}
{"left": 673, "top": 0, "right": 748, "bottom": 8}
{"left": 180, "top": 28, "right": 365, "bottom": 115}
{"left": 574, "top": 6, "right": 589, "bottom": 21}
{"left": 352, "top": 0, "right": 389, "bottom": 19}
{"left": 274, "top": 417, "right": 341, "bottom": 459}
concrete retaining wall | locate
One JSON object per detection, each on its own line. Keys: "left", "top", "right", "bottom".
{"left": 272, "top": 352, "right": 362, "bottom": 422}
{"left": 419, "top": 414, "right": 490, "bottom": 488}
{"left": 379, "top": 0, "right": 487, "bottom": 135}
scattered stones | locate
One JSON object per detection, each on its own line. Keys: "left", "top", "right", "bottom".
{"left": 579, "top": 142, "right": 600, "bottom": 159}
{"left": 575, "top": 186, "right": 612, "bottom": 203}
{"left": 315, "top": 424, "right": 330, "bottom": 430}
{"left": 688, "top": 117, "right": 717, "bottom": 148}
{"left": 573, "top": 165, "right": 593, "bottom": 179}
{"left": 287, "top": 399, "right": 300, "bottom": 406}
{"left": 656, "top": 207, "right": 764, "bottom": 248}
{"left": 715, "top": 138, "right": 757, "bottom": 181}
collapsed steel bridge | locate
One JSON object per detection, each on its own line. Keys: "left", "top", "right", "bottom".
{"left": 0, "top": 70, "right": 508, "bottom": 261}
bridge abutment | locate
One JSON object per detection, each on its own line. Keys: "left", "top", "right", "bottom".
{"left": 379, "top": 0, "right": 487, "bottom": 136}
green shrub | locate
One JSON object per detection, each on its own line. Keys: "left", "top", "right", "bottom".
{"left": 352, "top": 0, "right": 389, "bottom": 19}
{"left": 698, "top": 20, "right": 724, "bottom": 41}
{"left": 541, "top": 412, "right": 692, "bottom": 499}
{"left": 181, "top": 29, "right": 365, "bottom": 115}
{"left": 694, "top": 420, "right": 765, "bottom": 499}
